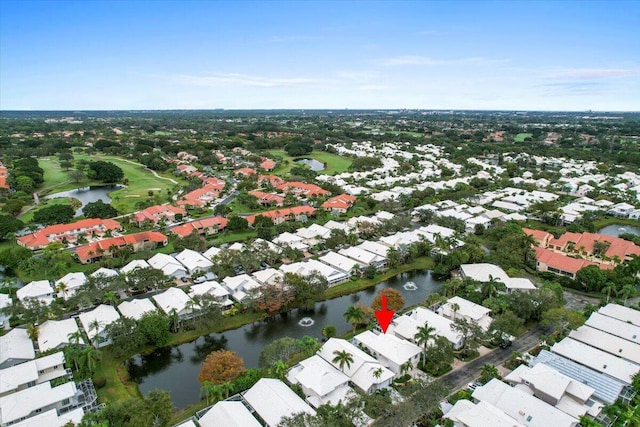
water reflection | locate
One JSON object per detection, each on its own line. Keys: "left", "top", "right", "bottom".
{"left": 130, "top": 270, "right": 442, "bottom": 408}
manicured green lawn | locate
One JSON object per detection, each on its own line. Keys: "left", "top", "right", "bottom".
{"left": 514, "top": 133, "right": 533, "bottom": 142}
{"left": 267, "top": 149, "right": 352, "bottom": 176}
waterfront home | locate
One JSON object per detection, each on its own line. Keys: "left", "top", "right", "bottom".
{"left": 287, "top": 354, "right": 352, "bottom": 408}
{"left": 152, "top": 287, "right": 195, "bottom": 319}
{"left": 242, "top": 378, "right": 316, "bottom": 427}
{"left": 319, "top": 251, "right": 365, "bottom": 276}
{"left": 279, "top": 259, "right": 348, "bottom": 286}
{"left": 78, "top": 304, "right": 121, "bottom": 348}
{"left": 16, "top": 280, "right": 54, "bottom": 306}
{"left": 0, "top": 328, "right": 35, "bottom": 369}
{"left": 353, "top": 331, "right": 421, "bottom": 375}
{"left": 198, "top": 401, "right": 261, "bottom": 427}
{"left": 251, "top": 268, "right": 284, "bottom": 286}
{"left": 37, "top": 318, "right": 84, "bottom": 352}
{"left": 339, "top": 245, "right": 387, "bottom": 270}
{"left": 117, "top": 298, "right": 157, "bottom": 320}
{"left": 222, "top": 274, "right": 262, "bottom": 303}
{"left": 0, "top": 352, "right": 68, "bottom": 397}
{"left": 189, "top": 281, "right": 233, "bottom": 308}
{"left": 392, "top": 307, "right": 464, "bottom": 350}
{"left": 0, "top": 382, "right": 82, "bottom": 426}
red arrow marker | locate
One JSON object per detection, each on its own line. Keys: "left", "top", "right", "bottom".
{"left": 374, "top": 295, "right": 395, "bottom": 334}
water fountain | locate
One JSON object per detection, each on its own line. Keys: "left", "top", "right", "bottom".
{"left": 298, "top": 317, "right": 315, "bottom": 327}
{"left": 403, "top": 281, "right": 418, "bottom": 291}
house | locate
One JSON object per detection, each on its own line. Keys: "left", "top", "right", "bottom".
{"left": 323, "top": 219, "right": 354, "bottom": 234}
{"left": 353, "top": 331, "right": 422, "bottom": 374}
{"left": 203, "top": 246, "right": 221, "bottom": 260}
{"left": 472, "top": 379, "right": 579, "bottom": 427}
{"left": 393, "top": 307, "right": 464, "bottom": 349}
{"left": 222, "top": 274, "right": 262, "bottom": 302}
{"left": 321, "top": 194, "right": 357, "bottom": 214}
{"left": 90, "top": 267, "right": 119, "bottom": 279}
{"left": 258, "top": 174, "right": 285, "bottom": 188}
{"left": 279, "top": 259, "right": 348, "bottom": 286}
{"left": 234, "top": 167, "right": 257, "bottom": 178}
{"left": 597, "top": 303, "right": 640, "bottom": 327}
{"left": 584, "top": 312, "right": 640, "bottom": 345}
{"left": 177, "top": 182, "right": 224, "bottom": 208}
{"left": 242, "top": 378, "right": 316, "bottom": 427}
{"left": 550, "top": 338, "right": 639, "bottom": 385}
{"left": 286, "top": 354, "right": 352, "bottom": 408}
{"left": 147, "top": 253, "right": 188, "bottom": 279}
{"left": 276, "top": 181, "right": 330, "bottom": 198}
{"left": 117, "top": 298, "right": 157, "bottom": 320}
{"left": 74, "top": 231, "right": 168, "bottom": 264}
{"left": 152, "top": 287, "right": 195, "bottom": 319}
{"left": 568, "top": 326, "right": 640, "bottom": 365}
{"left": 9, "top": 408, "right": 84, "bottom": 427}
{"left": 120, "top": 259, "right": 151, "bottom": 274}
{"left": 260, "top": 159, "right": 277, "bottom": 171}
{"left": 339, "top": 246, "right": 387, "bottom": 269}
{"left": 246, "top": 206, "right": 316, "bottom": 226}
{"left": 134, "top": 205, "right": 186, "bottom": 227}
{"left": 357, "top": 240, "right": 390, "bottom": 259}
{"left": 251, "top": 268, "right": 284, "bottom": 286}
{"left": 175, "top": 249, "right": 213, "bottom": 274}
{"left": 0, "top": 382, "right": 82, "bottom": 426}
{"left": 319, "top": 251, "right": 365, "bottom": 275}
{"left": 437, "top": 296, "right": 492, "bottom": 331}
{"left": 317, "top": 338, "right": 394, "bottom": 393}
{"left": 170, "top": 216, "right": 228, "bottom": 238}
{"left": 522, "top": 228, "right": 552, "bottom": 247}
{"left": 504, "top": 364, "right": 603, "bottom": 419}
{"left": 54, "top": 272, "right": 87, "bottom": 300}
{"left": 444, "top": 399, "right": 526, "bottom": 427}
{"left": 249, "top": 190, "right": 285, "bottom": 207}
{"left": 0, "top": 352, "right": 68, "bottom": 398}
{"left": 533, "top": 247, "right": 606, "bottom": 280}
{"left": 16, "top": 280, "right": 54, "bottom": 306}
{"left": 273, "top": 232, "right": 308, "bottom": 251}
{"left": 544, "top": 231, "right": 640, "bottom": 263}
{"left": 0, "top": 328, "right": 35, "bottom": 369}
{"left": 198, "top": 401, "right": 262, "bottom": 427}
{"left": 78, "top": 304, "right": 121, "bottom": 348}
{"left": 17, "top": 218, "right": 122, "bottom": 250}
{"left": 532, "top": 350, "right": 630, "bottom": 405}
{"left": 189, "top": 281, "right": 232, "bottom": 308}
{"left": 607, "top": 202, "right": 635, "bottom": 217}
{"left": 0, "top": 294, "right": 11, "bottom": 329}
{"left": 295, "top": 223, "right": 332, "bottom": 245}
{"left": 37, "top": 319, "right": 84, "bottom": 352}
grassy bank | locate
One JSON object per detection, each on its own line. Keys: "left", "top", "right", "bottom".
{"left": 593, "top": 217, "right": 640, "bottom": 229}
{"left": 267, "top": 149, "right": 352, "bottom": 176}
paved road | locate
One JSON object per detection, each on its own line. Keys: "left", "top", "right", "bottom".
{"left": 438, "top": 325, "right": 543, "bottom": 392}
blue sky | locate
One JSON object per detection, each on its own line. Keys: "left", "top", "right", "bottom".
{"left": 1, "top": 1, "right": 639, "bottom": 111}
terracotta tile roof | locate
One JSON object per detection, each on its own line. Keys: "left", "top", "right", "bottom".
{"left": 522, "top": 228, "right": 552, "bottom": 243}
{"left": 246, "top": 206, "right": 316, "bottom": 225}
{"left": 134, "top": 205, "right": 186, "bottom": 224}
{"left": 258, "top": 175, "right": 285, "bottom": 187}
{"left": 276, "top": 181, "right": 330, "bottom": 197}
{"left": 321, "top": 194, "right": 357, "bottom": 210}
{"left": 169, "top": 216, "right": 228, "bottom": 238}
{"left": 234, "top": 167, "right": 257, "bottom": 177}
{"left": 249, "top": 190, "right": 285, "bottom": 205}
{"left": 177, "top": 183, "right": 223, "bottom": 207}
{"left": 549, "top": 231, "right": 640, "bottom": 260}
{"left": 534, "top": 247, "right": 614, "bottom": 275}
{"left": 18, "top": 218, "right": 122, "bottom": 249}
{"left": 75, "top": 231, "right": 167, "bottom": 261}
{"left": 0, "top": 164, "right": 8, "bottom": 189}
{"left": 260, "top": 159, "right": 277, "bottom": 170}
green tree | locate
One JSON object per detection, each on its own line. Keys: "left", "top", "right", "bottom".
{"left": 83, "top": 200, "right": 118, "bottom": 218}
{"left": 541, "top": 307, "right": 585, "bottom": 336}
{"left": 451, "top": 317, "right": 485, "bottom": 359}
{"left": 478, "top": 364, "right": 501, "bottom": 384}
{"left": 332, "top": 349, "right": 354, "bottom": 371}
{"left": 343, "top": 305, "right": 366, "bottom": 333}
{"left": 33, "top": 204, "right": 75, "bottom": 225}
{"left": 227, "top": 214, "right": 249, "bottom": 232}
{"left": 414, "top": 323, "right": 436, "bottom": 365}
{"left": 88, "top": 161, "right": 124, "bottom": 183}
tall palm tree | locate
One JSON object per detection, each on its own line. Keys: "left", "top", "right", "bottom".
{"left": 344, "top": 305, "right": 365, "bottom": 333}
{"left": 81, "top": 346, "right": 102, "bottom": 375}
{"left": 102, "top": 291, "right": 118, "bottom": 306}
{"left": 169, "top": 308, "right": 180, "bottom": 333}
{"left": 414, "top": 323, "right": 436, "bottom": 365}
{"left": 373, "top": 367, "right": 383, "bottom": 381}
{"left": 602, "top": 282, "right": 618, "bottom": 304}
{"left": 55, "top": 282, "right": 68, "bottom": 300}
{"left": 332, "top": 350, "right": 354, "bottom": 371}
{"left": 200, "top": 381, "right": 216, "bottom": 405}
{"left": 450, "top": 303, "right": 460, "bottom": 321}
{"left": 400, "top": 360, "right": 413, "bottom": 376}
{"left": 618, "top": 284, "right": 637, "bottom": 305}
{"left": 481, "top": 275, "right": 505, "bottom": 299}
{"left": 271, "top": 360, "right": 288, "bottom": 380}
{"left": 67, "top": 330, "right": 84, "bottom": 348}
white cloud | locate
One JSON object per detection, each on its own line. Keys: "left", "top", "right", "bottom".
{"left": 377, "top": 55, "right": 509, "bottom": 67}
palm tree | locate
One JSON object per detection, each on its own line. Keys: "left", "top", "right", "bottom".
{"left": 373, "top": 367, "right": 383, "bottom": 381}
{"left": 220, "top": 381, "right": 234, "bottom": 399}
{"left": 450, "top": 302, "right": 460, "bottom": 321}
{"left": 332, "top": 350, "right": 354, "bottom": 371}
{"left": 343, "top": 305, "right": 365, "bottom": 333}
{"left": 400, "top": 360, "right": 413, "bottom": 376}
{"left": 55, "top": 281, "right": 68, "bottom": 300}
{"left": 414, "top": 323, "right": 436, "bottom": 365}
{"left": 618, "top": 284, "right": 637, "bottom": 305}
{"left": 102, "top": 291, "right": 118, "bottom": 306}
{"left": 81, "top": 346, "right": 102, "bottom": 375}
{"left": 271, "top": 360, "right": 288, "bottom": 380}
{"left": 602, "top": 282, "right": 617, "bottom": 304}
{"left": 200, "top": 380, "right": 216, "bottom": 405}
{"left": 481, "top": 275, "right": 504, "bottom": 299}
{"left": 67, "top": 330, "right": 84, "bottom": 347}
{"left": 169, "top": 308, "right": 180, "bottom": 333}
{"left": 27, "top": 323, "right": 39, "bottom": 341}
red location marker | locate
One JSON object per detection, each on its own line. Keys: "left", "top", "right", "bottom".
{"left": 374, "top": 295, "right": 395, "bottom": 334}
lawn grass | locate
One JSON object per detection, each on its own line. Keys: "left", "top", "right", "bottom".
{"left": 227, "top": 199, "right": 269, "bottom": 215}
{"left": 213, "top": 230, "right": 257, "bottom": 245}
{"left": 267, "top": 149, "right": 352, "bottom": 176}
{"left": 18, "top": 197, "right": 79, "bottom": 223}
{"left": 514, "top": 133, "right": 533, "bottom": 142}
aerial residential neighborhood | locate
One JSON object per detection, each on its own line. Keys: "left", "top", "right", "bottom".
{"left": 1, "top": 1, "right": 640, "bottom": 426}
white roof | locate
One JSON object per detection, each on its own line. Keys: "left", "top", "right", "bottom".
{"left": 505, "top": 363, "right": 595, "bottom": 404}
{"left": 152, "top": 287, "right": 193, "bottom": 315}
{"left": 37, "top": 318, "right": 83, "bottom": 352}
{"left": 199, "top": 401, "right": 261, "bottom": 427}
{"left": 317, "top": 338, "right": 393, "bottom": 391}
{"left": 251, "top": 268, "right": 284, "bottom": 286}
{"left": 404, "top": 307, "right": 463, "bottom": 346}
{"left": 203, "top": 246, "right": 221, "bottom": 260}
{"left": 354, "top": 330, "right": 421, "bottom": 366}
{"left": 585, "top": 312, "right": 640, "bottom": 344}
{"left": 0, "top": 382, "right": 77, "bottom": 425}
{"left": 90, "top": 267, "right": 119, "bottom": 278}
{"left": 339, "top": 246, "right": 385, "bottom": 265}
{"left": 120, "top": 259, "right": 151, "bottom": 274}
{"left": 288, "top": 354, "right": 349, "bottom": 400}
{"left": 16, "top": 280, "right": 53, "bottom": 302}
{"left": 279, "top": 259, "right": 348, "bottom": 284}
{"left": 175, "top": 249, "right": 213, "bottom": 272}
{"left": 147, "top": 253, "right": 187, "bottom": 275}
{"left": 273, "top": 232, "right": 305, "bottom": 246}
{"left": 460, "top": 263, "right": 510, "bottom": 282}
{"left": 323, "top": 220, "right": 352, "bottom": 232}
{"left": 78, "top": 304, "right": 121, "bottom": 340}
{"left": 445, "top": 399, "right": 525, "bottom": 427}
{"left": 569, "top": 325, "right": 640, "bottom": 364}
{"left": 598, "top": 303, "right": 640, "bottom": 327}
{"left": 551, "top": 338, "right": 639, "bottom": 384}
{"left": 506, "top": 277, "right": 537, "bottom": 291}
{"left": 175, "top": 421, "right": 197, "bottom": 427}
{"left": 356, "top": 240, "right": 390, "bottom": 258}
{"left": 296, "top": 224, "right": 331, "bottom": 240}
{"left": 0, "top": 328, "right": 35, "bottom": 367}
{"left": 189, "top": 281, "right": 230, "bottom": 299}
{"left": 439, "top": 296, "right": 492, "bottom": 324}
{"left": 10, "top": 408, "right": 84, "bottom": 427}
{"left": 223, "top": 274, "right": 262, "bottom": 293}
{"left": 117, "top": 298, "right": 157, "bottom": 320}
{"left": 243, "top": 378, "right": 316, "bottom": 427}
{"left": 420, "top": 224, "right": 457, "bottom": 238}
{"left": 319, "top": 251, "right": 365, "bottom": 272}
{"left": 472, "top": 379, "right": 578, "bottom": 427}
{"left": 0, "top": 352, "right": 65, "bottom": 394}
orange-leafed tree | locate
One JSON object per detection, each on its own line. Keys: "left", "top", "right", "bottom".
{"left": 198, "top": 350, "right": 246, "bottom": 385}
{"left": 251, "top": 284, "right": 295, "bottom": 317}
{"left": 371, "top": 288, "right": 405, "bottom": 312}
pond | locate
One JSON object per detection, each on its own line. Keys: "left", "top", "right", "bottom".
{"left": 44, "top": 185, "right": 121, "bottom": 216}
{"left": 127, "top": 270, "right": 442, "bottom": 408}
{"left": 296, "top": 158, "right": 325, "bottom": 171}
{"left": 598, "top": 223, "right": 640, "bottom": 238}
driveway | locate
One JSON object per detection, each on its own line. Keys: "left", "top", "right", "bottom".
{"left": 438, "top": 326, "right": 543, "bottom": 393}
